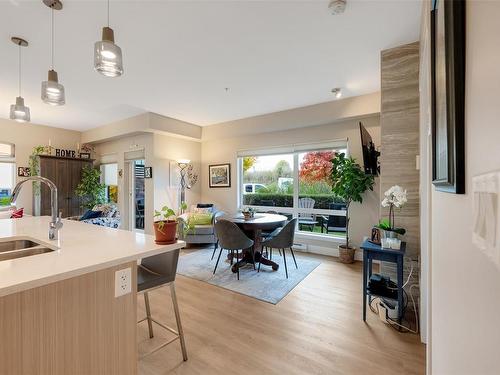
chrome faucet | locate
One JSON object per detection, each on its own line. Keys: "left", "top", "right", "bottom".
{"left": 11, "top": 176, "right": 63, "bottom": 240}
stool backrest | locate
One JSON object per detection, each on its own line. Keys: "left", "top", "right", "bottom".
{"left": 264, "top": 218, "right": 297, "bottom": 249}
{"left": 215, "top": 219, "right": 254, "bottom": 250}
{"left": 141, "top": 248, "right": 180, "bottom": 284}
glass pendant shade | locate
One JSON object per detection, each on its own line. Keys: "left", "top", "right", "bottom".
{"left": 94, "top": 27, "right": 123, "bottom": 77}
{"left": 41, "top": 70, "right": 65, "bottom": 105}
{"left": 9, "top": 96, "right": 30, "bottom": 122}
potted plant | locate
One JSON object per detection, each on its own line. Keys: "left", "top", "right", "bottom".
{"left": 75, "top": 165, "right": 106, "bottom": 209}
{"left": 153, "top": 206, "right": 178, "bottom": 244}
{"left": 330, "top": 153, "right": 374, "bottom": 263}
{"left": 241, "top": 206, "right": 255, "bottom": 220}
{"left": 377, "top": 185, "right": 407, "bottom": 249}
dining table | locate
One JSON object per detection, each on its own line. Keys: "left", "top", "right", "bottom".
{"left": 226, "top": 213, "right": 288, "bottom": 273}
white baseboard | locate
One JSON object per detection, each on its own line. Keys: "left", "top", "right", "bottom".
{"left": 292, "top": 242, "right": 364, "bottom": 261}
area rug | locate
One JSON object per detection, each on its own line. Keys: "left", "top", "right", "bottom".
{"left": 176, "top": 248, "right": 321, "bottom": 304}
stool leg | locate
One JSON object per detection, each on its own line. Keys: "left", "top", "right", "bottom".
{"left": 144, "top": 292, "right": 154, "bottom": 339}
{"left": 170, "top": 283, "right": 188, "bottom": 361}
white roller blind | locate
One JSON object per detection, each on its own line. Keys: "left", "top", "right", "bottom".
{"left": 124, "top": 150, "right": 145, "bottom": 161}
{"left": 237, "top": 138, "right": 348, "bottom": 157}
{"left": 100, "top": 153, "right": 118, "bottom": 164}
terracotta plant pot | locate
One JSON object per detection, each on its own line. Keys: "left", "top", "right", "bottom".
{"left": 153, "top": 220, "right": 178, "bottom": 245}
{"left": 338, "top": 244, "right": 356, "bottom": 264}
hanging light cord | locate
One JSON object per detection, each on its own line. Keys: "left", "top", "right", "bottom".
{"left": 51, "top": 8, "right": 55, "bottom": 69}
{"left": 107, "top": 0, "right": 110, "bottom": 27}
{"left": 18, "top": 44, "right": 21, "bottom": 97}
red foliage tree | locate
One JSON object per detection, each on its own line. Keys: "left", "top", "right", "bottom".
{"left": 299, "top": 151, "right": 335, "bottom": 184}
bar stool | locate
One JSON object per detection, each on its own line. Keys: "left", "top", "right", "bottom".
{"left": 137, "top": 248, "right": 188, "bottom": 361}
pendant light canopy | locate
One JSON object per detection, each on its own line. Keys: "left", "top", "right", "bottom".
{"left": 42, "top": 0, "right": 65, "bottom": 106}
{"left": 94, "top": 0, "right": 123, "bottom": 77}
{"left": 9, "top": 37, "right": 30, "bottom": 123}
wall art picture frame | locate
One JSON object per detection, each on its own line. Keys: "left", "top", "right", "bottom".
{"left": 209, "top": 163, "right": 231, "bottom": 188}
{"left": 79, "top": 152, "right": 91, "bottom": 159}
{"left": 431, "top": 0, "right": 466, "bottom": 194}
{"left": 144, "top": 167, "right": 153, "bottom": 179}
{"left": 17, "top": 167, "right": 30, "bottom": 177}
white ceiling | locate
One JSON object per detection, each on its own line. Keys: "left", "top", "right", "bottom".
{"left": 0, "top": 0, "right": 421, "bottom": 131}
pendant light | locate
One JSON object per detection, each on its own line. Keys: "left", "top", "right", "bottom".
{"left": 94, "top": 0, "right": 123, "bottom": 77}
{"left": 42, "top": 0, "right": 65, "bottom": 106}
{"left": 9, "top": 37, "right": 30, "bottom": 123}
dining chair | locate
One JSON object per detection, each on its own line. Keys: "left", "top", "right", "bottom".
{"left": 137, "top": 248, "right": 188, "bottom": 361}
{"left": 214, "top": 219, "right": 254, "bottom": 280}
{"left": 259, "top": 218, "right": 298, "bottom": 278}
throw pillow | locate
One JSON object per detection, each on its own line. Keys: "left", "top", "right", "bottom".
{"left": 80, "top": 210, "right": 103, "bottom": 221}
{"left": 10, "top": 208, "right": 24, "bottom": 218}
{"left": 92, "top": 204, "right": 116, "bottom": 218}
{"left": 189, "top": 213, "right": 213, "bottom": 225}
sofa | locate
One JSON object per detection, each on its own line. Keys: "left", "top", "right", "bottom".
{"left": 68, "top": 203, "right": 121, "bottom": 229}
{"left": 178, "top": 204, "right": 224, "bottom": 246}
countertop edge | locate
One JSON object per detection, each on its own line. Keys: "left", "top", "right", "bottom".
{"left": 0, "top": 240, "right": 185, "bottom": 298}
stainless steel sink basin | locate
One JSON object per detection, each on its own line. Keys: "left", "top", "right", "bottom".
{"left": 0, "top": 238, "right": 56, "bottom": 261}
{"left": 0, "top": 239, "right": 41, "bottom": 253}
{"left": 0, "top": 247, "right": 55, "bottom": 261}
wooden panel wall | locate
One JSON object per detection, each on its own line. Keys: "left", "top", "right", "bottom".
{"left": 0, "top": 262, "right": 137, "bottom": 375}
{"left": 380, "top": 42, "right": 420, "bottom": 279}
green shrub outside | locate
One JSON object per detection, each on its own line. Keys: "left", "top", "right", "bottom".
{"left": 242, "top": 193, "right": 344, "bottom": 209}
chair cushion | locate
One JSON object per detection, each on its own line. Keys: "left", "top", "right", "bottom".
{"left": 137, "top": 266, "right": 171, "bottom": 292}
{"left": 80, "top": 210, "right": 103, "bottom": 221}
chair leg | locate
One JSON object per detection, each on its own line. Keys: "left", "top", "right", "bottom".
{"left": 170, "top": 283, "right": 188, "bottom": 361}
{"left": 282, "top": 248, "right": 288, "bottom": 279}
{"left": 270, "top": 247, "right": 272, "bottom": 260}
{"left": 258, "top": 251, "right": 262, "bottom": 272}
{"left": 213, "top": 247, "right": 223, "bottom": 274}
{"left": 230, "top": 249, "right": 234, "bottom": 266}
{"left": 211, "top": 240, "right": 218, "bottom": 260}
{"left": 290, "top": 247, "right": 298, "bottom": 269}
{"left": 237, "top": 254, "right": 240, "bottom": 280}
{"left": 278, "top": 248, "right": 282, "bottom": 256}
{"left": 250, "top": 248, "right": 256, "bottom": 270}
{"left": 144, "top": 292, "right": 154, "bottom": 339}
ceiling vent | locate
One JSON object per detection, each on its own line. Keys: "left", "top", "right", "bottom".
{"left": 329, "top": 0, "right": 346, "bottom": 15}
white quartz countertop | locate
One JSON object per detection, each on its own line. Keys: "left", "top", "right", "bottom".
{"left": 0, "top": 216, "right": 185, "bottom": 297}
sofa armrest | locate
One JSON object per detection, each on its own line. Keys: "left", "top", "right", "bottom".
{"left": 67, "top": 215, "right": 81, "bottom": 221}
{"left": 213, "top": 210, "right": 225, "bottom": 224}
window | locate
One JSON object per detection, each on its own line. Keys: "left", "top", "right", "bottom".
{"left": 0, "top": 142, "right": 15, "bottom": 207}
{"left": 238, "top": 141, "right": 348, "bottom": 238}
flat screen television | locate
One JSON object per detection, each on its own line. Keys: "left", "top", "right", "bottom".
{"left": 359, "top": 122, "right": 380, "bottom": 175}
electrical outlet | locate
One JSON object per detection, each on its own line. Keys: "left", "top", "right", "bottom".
{"left": 115, "top": 267, "right": 132, "bottom": 297}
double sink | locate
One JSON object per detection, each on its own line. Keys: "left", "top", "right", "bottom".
{"left": 0, "top": 239, "right": 55, "bottom": 261}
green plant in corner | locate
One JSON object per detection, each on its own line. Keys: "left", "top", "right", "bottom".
{"left": 75, "top": 165, "right": 106, "bottom": 209}
{"left": 330, "top": 153, "right": 374, "bottom": 250}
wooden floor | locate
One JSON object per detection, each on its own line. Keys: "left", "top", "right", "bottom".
{"left": 137, "top": 250, "right": 425, "bottom": 375}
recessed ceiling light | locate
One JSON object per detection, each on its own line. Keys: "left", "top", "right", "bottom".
{"left": 329, "top": 0, "right": 346, "bottom": 15}
{"left": 331, "top": 87, "right": 342, "bottom": 99}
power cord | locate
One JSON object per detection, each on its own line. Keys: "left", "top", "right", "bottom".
{"left": 369, "top": 284, "right": 420, "bottom": 334}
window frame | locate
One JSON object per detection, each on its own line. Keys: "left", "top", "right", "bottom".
{"left": 237, "top": 141, "right": 349, "bottom": 239}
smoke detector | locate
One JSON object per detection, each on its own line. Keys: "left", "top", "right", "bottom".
{"left": 329, "top": 0, "right": 346, "bottom": 15}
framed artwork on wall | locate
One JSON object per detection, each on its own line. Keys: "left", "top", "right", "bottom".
{"left": 431, "top": 0, "right": 466, "bottom": 194}
{"left": 209, "top": 163, "right": 231, "bottom": 188}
